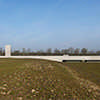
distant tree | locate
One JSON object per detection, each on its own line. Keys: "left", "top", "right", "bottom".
{"left": 61, "top": 49, "right": 65, "bottom": 54}
{"left": 61, "top": 49, "right": 69, "bottom": 54}
{"left": 0, "top": 48, "right": 3, "bottom": 56}
{"left": 54, "top": 48, "right": 60, "bottom": 54}
{"left": 1, "top": 48, "right": 5, "bottom": 56}
{"left": 81, "top": 48, "right": 88, "bottom": 54}
{"left": 14, "top": 50, "right": 20, "bottom": 55}
{"left": 88, "top": 50, "right": 95, "bottom": 54}
{"left": 47, "top": 48, "right": 52, "bottom": 54}
{"left": 37, "top": 50, "right": 44, "bottom": 55}
{"left": 39, "top": 50, "right": 44, "bottom": 53}
{"left": 0, "top": 48, "right": 2, "bottom": 55}
{"left": 22, "top": 48, "right": 26, "bottom": 55}
{"left": 14, "top": 50, "right": 20, "bottom": 53}
{"left": 68, "top": 47, "right": 74, "bottom": 54}
{"left": 96, "top": 51, "right": 100, "bottom": 55}
{"left": 74, "top": 48, "right": 80, "bottom": 54}
{"left": 27, "top": 48, "right": 31, "bottom": 53}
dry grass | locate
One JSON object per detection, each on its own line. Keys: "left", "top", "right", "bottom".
{"left": 0, "top": 59, "right": 100, "bottom": 100}
{"left": 65, "top": 63, "right": 100, "bottom": 86}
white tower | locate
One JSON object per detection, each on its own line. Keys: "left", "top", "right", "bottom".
{"left": 5, "top": 45, "right": 11, "bottom": 56}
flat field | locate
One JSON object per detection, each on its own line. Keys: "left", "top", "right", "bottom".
{"left": 0, "top": 59, "right": 100, "bottom": 100}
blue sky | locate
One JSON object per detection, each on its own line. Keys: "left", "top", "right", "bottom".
{"left": 0, "top": 0, "right": 100, "bottom": 50}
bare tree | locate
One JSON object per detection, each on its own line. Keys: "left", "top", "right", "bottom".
{"left": 96, "top": 51, "right": 100, "bottom": 55}
{"left": 37, "top": 50, "right": 44, "bottom": 54}
{"left": 74, "top": 48, "right": 80, "bottom": 54}
{"left": 14, "top": 50, "right": 20, "bottom": 55}
{"left": 88, "top": 50, "right": 95, "bottom": 54}
{"left": 61, "top": 49, "right": 65, "bottom": 54}
{"left": 54, "top": 48, "right": 60, "bottom": 54}
{"left": 47, "top": 48, "right": 52, "bottom": 54}
{"left": 27, "top": 48, "right": 31, "bottom": 53}
{"left": 81, "top": 48, "right": 88, "bottom": 54}
{"left": 61, "top": 49, "right": 69, "bottom": 54}
{"left": 68, "top": 47, "right": 74, "bottom": 54}
{"left": 0, "top": 49, "right": 1, "bottom": 55}
{"left": 22, "top": 48, "right": 26, "bottom": 55}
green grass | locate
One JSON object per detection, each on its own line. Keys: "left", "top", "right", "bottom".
{"left": 0, "top": 59, "right": 100, "bottom": 99}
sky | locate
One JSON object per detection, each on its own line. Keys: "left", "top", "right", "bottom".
{"left": 0, "top": 0, "right": 100, "bottom": 51}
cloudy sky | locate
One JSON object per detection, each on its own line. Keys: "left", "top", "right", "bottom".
{"left": 0, "top": 0, "right": 100, "bottom": 50}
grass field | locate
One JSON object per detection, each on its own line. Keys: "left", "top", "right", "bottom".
{"left": 0, "top": 59, "right": 100, "bottom": 100}
{"left": 65, "top": 63, "right": 100, "bottom": 87}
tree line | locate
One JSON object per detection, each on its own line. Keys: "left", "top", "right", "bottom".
{"left": 0, "top": 47, "right": 100, "bottom": 56}
{"left": 11, "top": 48, "right": 100, "bottom": 56}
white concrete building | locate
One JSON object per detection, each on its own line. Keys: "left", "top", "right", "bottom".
{"left": 5, "top": 45, "right": 11, "bottom": 56}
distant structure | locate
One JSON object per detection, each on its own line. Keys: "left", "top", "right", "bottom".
{"left": 5, "top": 45, "right": 11, "bottom": 56}
{"left": 3, "top": 45, "right": 100, "bottom": 62}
